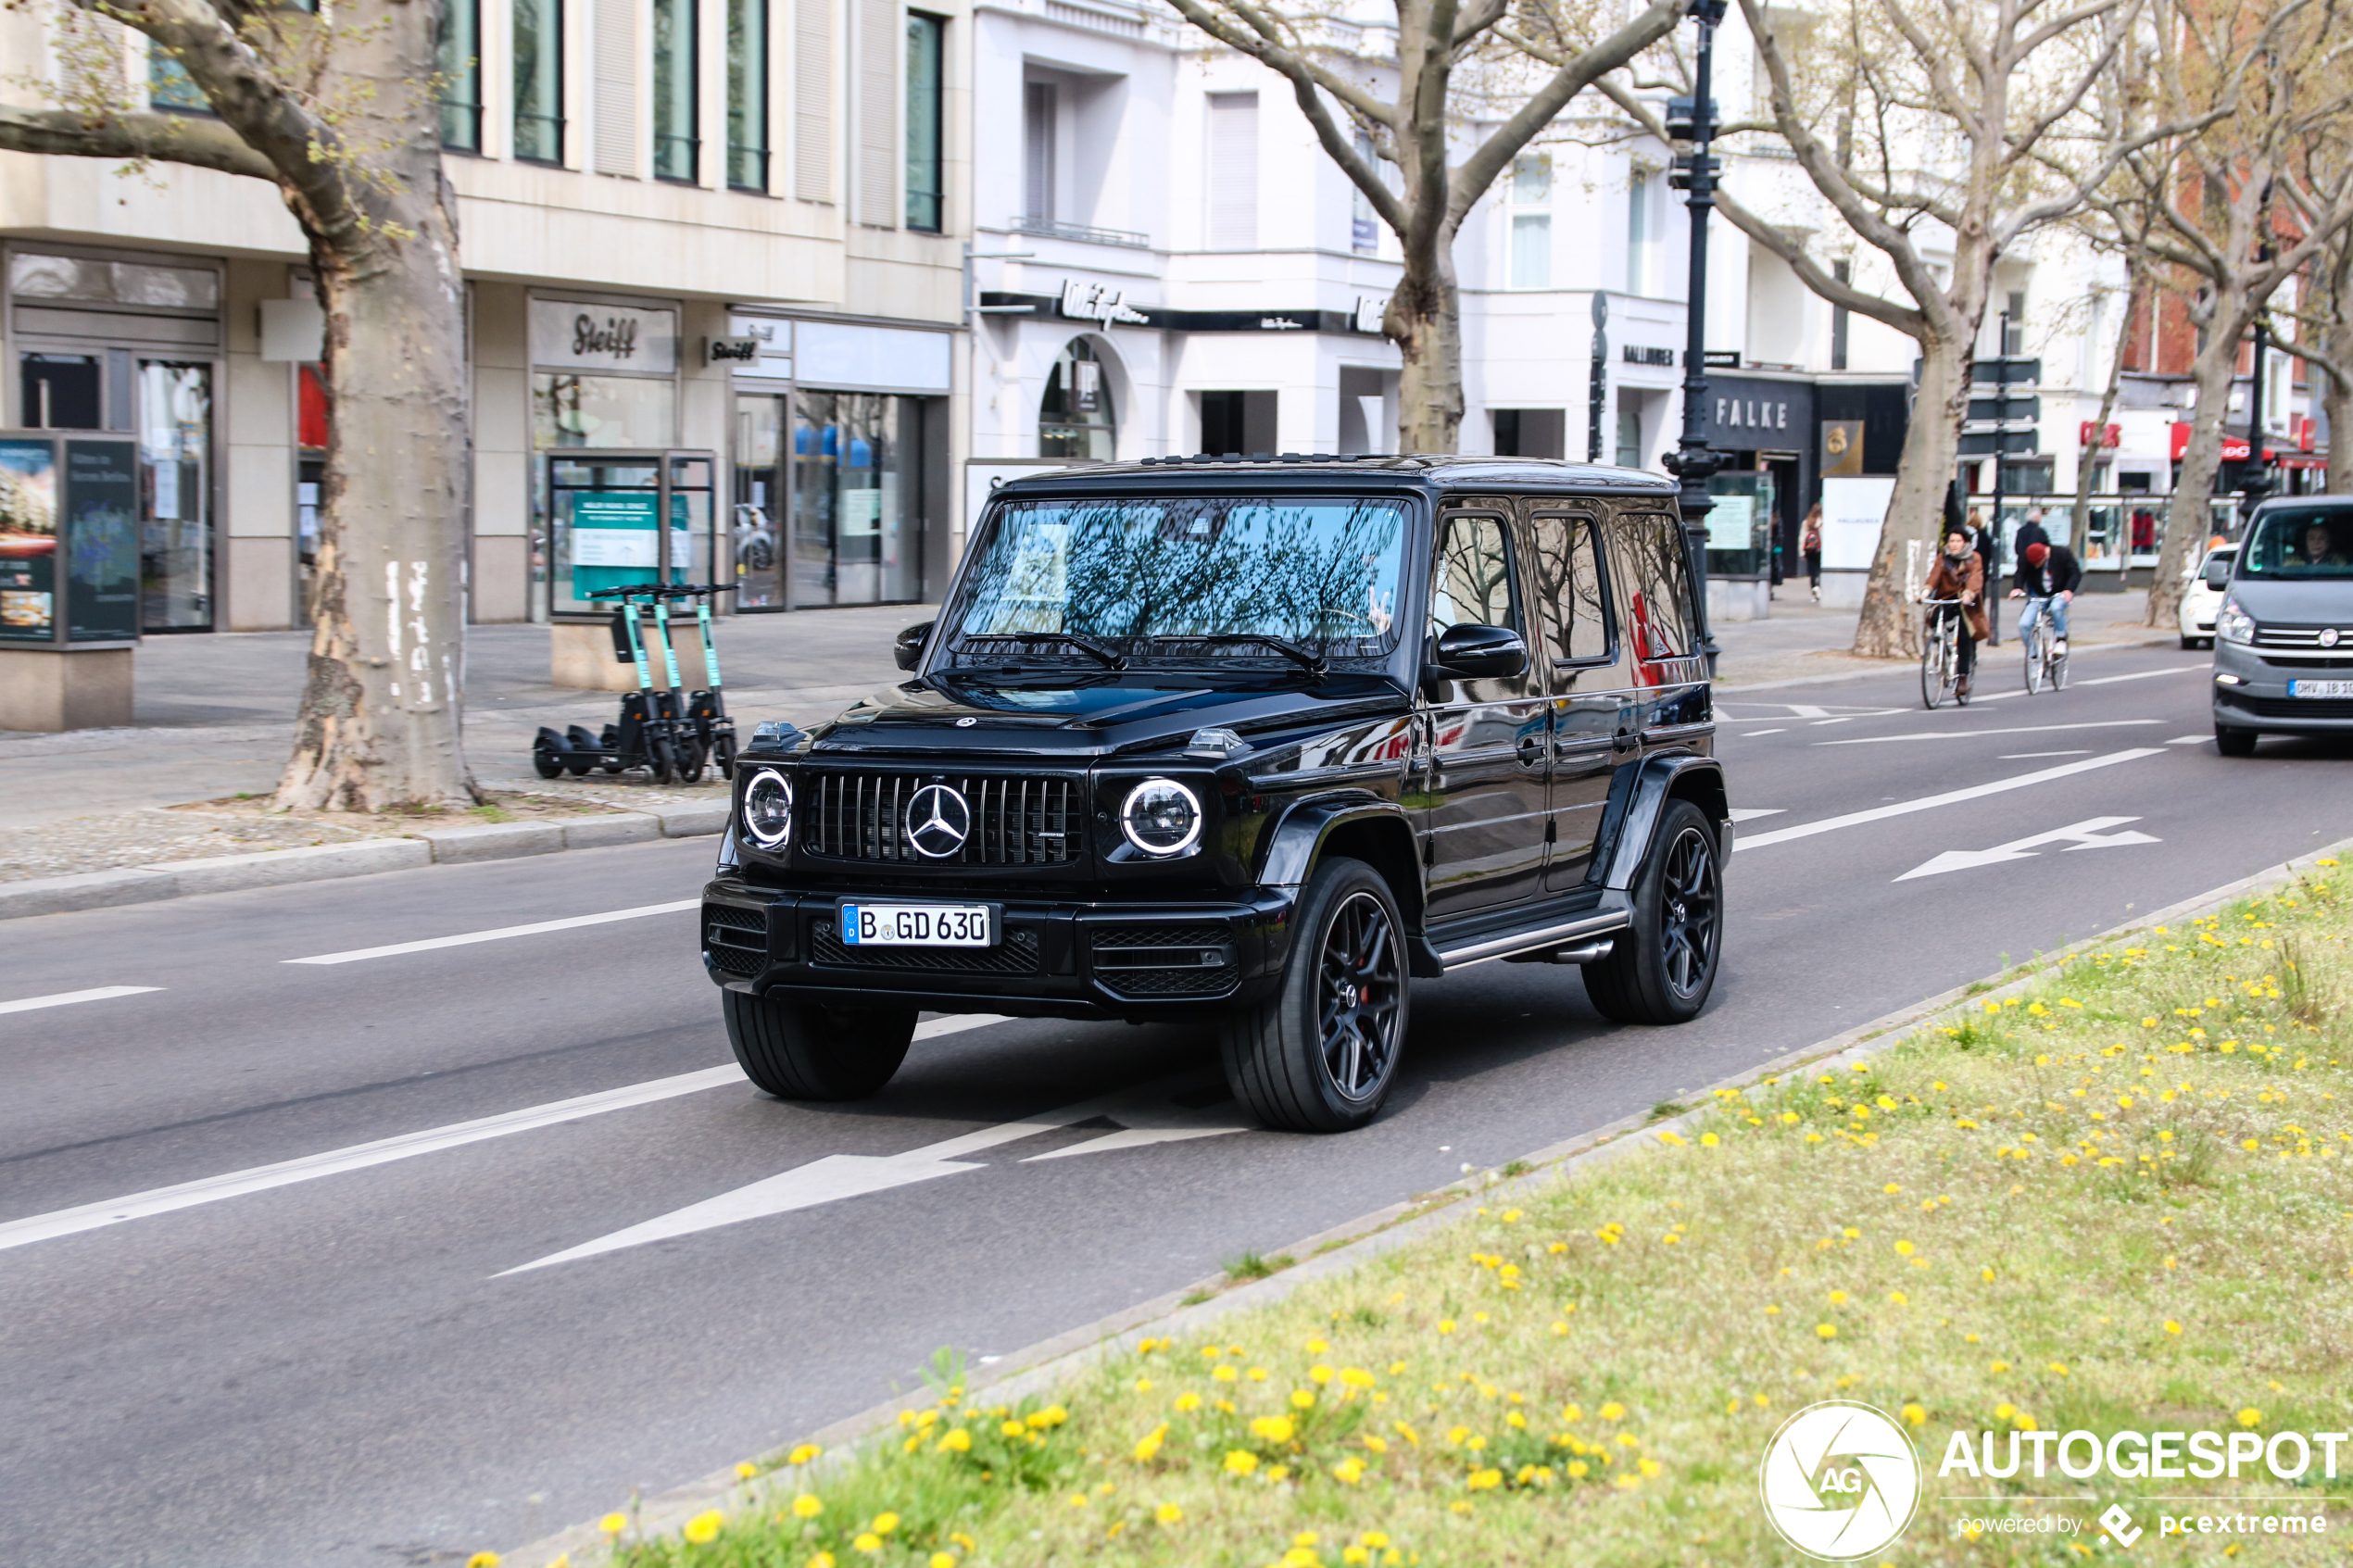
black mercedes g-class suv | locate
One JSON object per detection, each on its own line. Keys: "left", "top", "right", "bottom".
{"left": 701, "top": 457, "right": 1730, "bottom": 1132}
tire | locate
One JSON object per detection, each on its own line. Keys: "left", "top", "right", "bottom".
{"left": 1221, "top": 858, "right": 1409, "bottom": 1133}
{"left": 2215, "top": 723, "right": 2259, "bottom": 757}
{"left": 648, "top": 733, "right": 677, "bottom": 785}
{"left": 2180, "top": 634, "right": 2196, "bottom": 650}
{"left": 723, "top": 989, "right": 916, "bottom": 1099}
{"left": 712, "top": 731, "right": 738, "bottom": 782}
{"left": 673, "top": 734, "right": 707, "bottom": 785}
{"left": 1582, "top": 799, "right": 1723, "bottom": 1026}
{"left": 1920, "top": 625, "right": 1947, "bottom": 710}
{"left": 2024, "top": 629, "right": 2046, "bottom": 696}
{"left": 564, "top": 725, "right": 601, "bottom": 776}
{"left": 532, "top": 735, "right": 566, "bottom": 779}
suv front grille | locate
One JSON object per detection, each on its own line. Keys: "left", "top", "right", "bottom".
{"left": 2253, "top": 623, "right": 2352, "bottom": 648}
{"left": 804, "top": 772, "right": 1083, "bottom": 865}
{"left": 2231, "top": 695, "right": 2353, "bottom": 719}
{"left": 811, "top": 917, "right": 1043, "bottom": 974}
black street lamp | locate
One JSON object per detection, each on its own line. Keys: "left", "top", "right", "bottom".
{"left": 1661, "top": 0, "right": 1728, "bottom": 673}
{"left": 2243, "top": 309, "right": 2274, "bottom": 507}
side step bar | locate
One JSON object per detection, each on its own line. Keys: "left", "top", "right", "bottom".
{"left": 1433, "top": 909, "right": 1631, "bottom": 971}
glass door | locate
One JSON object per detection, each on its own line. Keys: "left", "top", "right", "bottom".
{"left": 732, "top": 394, "right": 786, "bottom": 608}
{"left": 137, "top": 360, "right": 213, "bottom": 630}
{"left": 791, "top": 391, "right": 921, "bottom": 606}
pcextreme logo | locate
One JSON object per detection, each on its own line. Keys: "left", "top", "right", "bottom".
{"left": 1759, "top": 1400, "right": 1924, "bottom": 1561}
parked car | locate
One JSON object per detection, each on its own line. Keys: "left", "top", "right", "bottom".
{"left": 2211, "top": 497, "right": 2353, "bottom": 755}
{"left": 699, "top": 457, "right": 1730, "bottom": 1131}
{"left": 2178, "top": 545, "right": 2235, "bottom": 649}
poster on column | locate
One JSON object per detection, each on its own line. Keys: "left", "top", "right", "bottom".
{"left": 0, "top": 439, "right": 58, "bottom": 642}
{"left": 571, "top": 491, "right": 661, "bottom": 599}
{"left": 66, "top": 440, "right": 140, "bottom": 642}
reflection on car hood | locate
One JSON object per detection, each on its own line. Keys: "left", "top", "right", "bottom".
{"left": 2229, "top": 577, "right": 2353, "bottom": 623}
{"left": 807, "top": 671, "right": 1410, "bottom": 759}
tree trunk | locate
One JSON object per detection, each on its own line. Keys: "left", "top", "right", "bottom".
{"left": 2071, "top": 281, "right": 2134, "bottom": 558}
{"left": 2149, "top": 332, "right": 2241, "bottom": 630}
{"left": 1389, "top": 242, "right": 1463, "bottom": 453}
{"left": 2326, "top": 365, "right": 2353, "bottom": 492}
{"left": 274, "top": 24, "right": 476, "bottom": 809}
{"left": 1854, "top": 334, "right": 1970, "bottom": 658}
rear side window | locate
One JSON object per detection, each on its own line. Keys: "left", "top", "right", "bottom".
{"left": 1527, "top": 513, "right": 1611, "bottom": 664}
{"left": 1614, "top": 513, "right": 1693, "bottom": 662}
{"left": 1428, "top": 513, "right": 1520, "bottom": 634}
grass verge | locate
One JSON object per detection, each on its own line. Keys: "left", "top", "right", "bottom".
{"left": 604, "top": 865, "right": 2352, "bottom": 1568}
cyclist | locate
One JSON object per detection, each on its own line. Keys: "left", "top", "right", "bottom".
{"left": 1925, "top": 524, "right": 1989, "bottom": 697}
{"left": 2008, "top": 539, "right": 2081, "bottom": 657}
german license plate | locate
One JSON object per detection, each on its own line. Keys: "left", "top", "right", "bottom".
{"left": 838, "top": 902, "right": 995, "bottom": 947}
{"left": 2289, "top": 679, "right": 2353, "bottom": 698}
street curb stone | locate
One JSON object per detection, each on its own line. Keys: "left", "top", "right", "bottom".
{"left": 497, "top": 830, "right": 2353, "bottom": 1568}
{"left": 410, "top": 821, "right": 567, "bottom": 863}
{"left": 0, "top": 810, "right": 721, "bottom": 922}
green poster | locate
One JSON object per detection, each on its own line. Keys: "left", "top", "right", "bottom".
{"left": 66, "top": 440, "right": 140, "bottom": 642}
{"left": 571, "top": 490, "right": 660, "bottom": 599}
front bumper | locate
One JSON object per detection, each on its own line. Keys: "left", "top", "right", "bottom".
{"left": 698, "top": 875, "right": 1298, "bottom": 1020}
{"left": 2212, "top": 640, "right": 2353, "bottom": 733}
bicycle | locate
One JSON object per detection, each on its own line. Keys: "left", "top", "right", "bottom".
{"left": 1919, "top": 596, "right": 1970, "bottom": 709}
{"left": 2020, "top": 595, "right": 2068, "bottom": 695}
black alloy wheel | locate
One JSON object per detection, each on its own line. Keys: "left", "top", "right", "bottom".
{"left": 1223, "top": 858, "right": 1411, "bottom": 1132}
{"left": 1318, "top": 890, "right": 1404, "bottom": 1103}
{"left": 1584, "top": 798, "right": 1722, "bottom": 1025}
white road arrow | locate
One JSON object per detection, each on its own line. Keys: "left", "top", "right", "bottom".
{"left": 1894, "top": 816, "right": 2160, "bottom": 882}
{"left": 500, "top": 1073, "right": 1244, "bottom": 1274}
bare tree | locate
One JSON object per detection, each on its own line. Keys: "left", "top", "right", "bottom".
{"left": 2270, "top": 223, "right": 2353, "bottom": 489}
{"left": 1162, "top": 0, "right": 1681, "bottom": 451}
{"left": 1617, "top": 0, "right": 2192, "bottom": 656}
{"left": 1, "top": 0, "right": 475, "bottom": 810}
{"left": 2067, "top": 236, "right": 2151, "bottom": 558}
{"left": 2097, "top": 0, "right": 2353, "bottom": 630}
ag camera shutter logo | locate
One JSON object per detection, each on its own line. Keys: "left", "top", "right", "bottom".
{"left": 1758, "top": 1400, "right": 1922, "bottom": 1560}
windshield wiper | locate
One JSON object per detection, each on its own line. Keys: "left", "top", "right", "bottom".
{"left": 1149, "top": 633, "right": 1328, "bottom": 678}
{"left": 959, "top": 633, "right": 1127, "bottom": 671}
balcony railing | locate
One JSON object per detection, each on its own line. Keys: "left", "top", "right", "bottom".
{"left": 1010, "top": 215, "right": 1151, "bottom": 249}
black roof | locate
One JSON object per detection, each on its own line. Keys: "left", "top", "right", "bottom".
{"left": 988, "top": 455, "right": 1679, "bottom": 500}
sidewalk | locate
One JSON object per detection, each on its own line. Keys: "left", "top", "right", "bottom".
{"left": 0, "top": 591, "right": 2173, "bottom": 884}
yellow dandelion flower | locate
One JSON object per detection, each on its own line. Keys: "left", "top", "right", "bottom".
{"left": 2238, "top": 1408, "right": 2262, "bottom": 1427}
{"left": 1224, "top": 1449, "right": 1259, "bottom": 1474}
{"left": 683, "top": 1512, "right": 723, "bottom": 1545}
{"left": 1154, "top": 1502, "right": 1183, "bottom": 1525}
{"left": 930, "top": 1556, "right": 956, "bottom": 1568}
{"left": 793, "top": 1494, "right": 824, "bottom": 1519}
{"left": 599, "top": 1513, "right": 630, "bottom": 1535}
{"left": 1252, "top": 1414, "right": 1296, "bottom": 1444}
{"left": 1333, "top": 1456, "right": 1366, "bottom": 1484}
{"left": 788, "top": 1444, "right": 822, "bottom": 1464}
{"left": 1817, "top": 1323, "right": 1838, "bottom": 1339}
{"left": 936, "top": 1429, "right": 971, "bottom": 1454}
{"left": 1133, "top": 1423, "right": 1169, "bottom": 1462}
{"left": 1902, "top": 1403, "right": 1925, "bottom": 1426}
{"left": 2164, "top": 1320, "right": 2183, "bottom": 1336}
{"left": 466, "top": 1555, "right": 502, "bottom": 1568}
{"left": 852, "top": 1533, "right": 882, "bottom": 1554}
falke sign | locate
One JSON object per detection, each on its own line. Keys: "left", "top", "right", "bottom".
{"left": 1711, "top": 395, "right": 1791, "bottom": 432}
{"left": 528, "top": 299, "right": 681, "bottom": 375}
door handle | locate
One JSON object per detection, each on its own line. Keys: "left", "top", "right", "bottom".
{"left": 1517, "top": 734, "right": 1546, "bottom": 769}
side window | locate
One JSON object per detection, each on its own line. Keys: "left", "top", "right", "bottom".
{"left": 1616, "top": 513, "right": 1693, "bottom": 662}
{"left": 1428, "top": 513, "right": 1519, "bottom": 635}
{"left": 1528, "top": 513, "right": 1611, "bottom": 664}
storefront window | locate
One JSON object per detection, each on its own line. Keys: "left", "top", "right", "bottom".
{"left": 1040, "top": 338, "right": 1114, "bottom": 460}
{"left": 734, "top": 393, "right": 786, "bottom": 608}
{"left": 793, "top": 392, "right": 923, "bottom": 605}
{"left": 533, "top": 372, "right": 678, "bottom": 449}
{"left": 21, "top": 354, "right": 102, "bottom": 429}
{"left": 1703, "top": 470, "right": 1773, "bottom": 578}
{"left": 138, "top": 360, "right": 213, "bottom": 630}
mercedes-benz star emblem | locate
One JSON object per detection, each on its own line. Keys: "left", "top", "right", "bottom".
{"left": 905, "top": 784, "right": 972, "bottom": 858}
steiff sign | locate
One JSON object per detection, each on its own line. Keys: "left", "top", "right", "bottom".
{"left": 529, "top": 300, "right": 681, "bottom": 374}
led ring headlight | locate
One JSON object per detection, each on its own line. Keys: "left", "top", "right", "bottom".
{"left": 741, "top": 768, "right": 794, "bottom": 849}
{"left": 1120, "top": 777, "right": 1202, "bottom": 857}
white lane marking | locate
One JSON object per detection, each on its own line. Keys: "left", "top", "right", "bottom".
{"left": 500, "top": 1068, "right": 1236, "bottom": 1274}
{"left": 1999, "top": 750, "right": 2092, "bottom": 759}
{"left": 1728, "top": 808, "right": 1787, "bottom": 822}
{"left": 1022, "top": 1085, "right": 1250, "bottom": 1161}
{"left": 0, "top": 1012, "right": 1009, "bottom": 1253}
{"left": 1895, "top": 817, "right": 2161, "bottom": 881}
{"left": 1732, "top": 749, "right": 2165, "bottom": 852}
{"left": 1968, "top": 664, "right": 2202, "bottom": 704}
{"left": 0, "top": 985, "right": 163, "bottom": 1017}
{"left": 284, "top": 900, "right": 700, "bottom": 964}
{"left": 2169, "top": 735, "right": 2210, "bottom": 746}
{"left": 1745, "top": 728, "right": 1787, "bottom": 736}
{"left": 1817, "top": 720, "right": 2160, "bottom": 746}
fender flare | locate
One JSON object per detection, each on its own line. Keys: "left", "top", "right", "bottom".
{"left": 1255, "top": 791, "right": 1416, "bottom": 891}
{"left": 1598, "top": 754, "right": 1730, "bottom": 891}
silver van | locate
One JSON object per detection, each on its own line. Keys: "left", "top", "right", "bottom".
{"left": 2211, "top": 497, "right": 2353, "bottom": 754}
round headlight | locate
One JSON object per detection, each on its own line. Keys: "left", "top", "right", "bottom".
{"left": 742, "top": 768, "right": 793, "bottom": 849}
{"left": 1120, "top": 778, "right": 1202, "bottom": 856}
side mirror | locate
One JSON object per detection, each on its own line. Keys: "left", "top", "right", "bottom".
{"left": 893, "top": 621, "right": 936, "bottom": 672}
{"left": 2203, "top": 560, "right": 2232, "bottom": 591}
{"left": 1427, "top": 622, "right": 1529, "bottom": 681}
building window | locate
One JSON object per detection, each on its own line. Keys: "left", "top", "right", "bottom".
{"left": 2002, "top": 290, "right": 2027, "bottom": 355}
{"left": 514, "top": 0, "right": 564, "bottom": 162}
{"left": 147, "top": 45, "right": 210, "bottom": 113}
{"left": 905, "top": 13, "right": 943, "bottom": 230}
{"left": 727, "top": 0, "right": 769, "bottom": 188}
{"left": 1351, "top": 131, "right": 1379, "bottom": 255}
{"left": 1025, "top": 82, "right": 1057, "bottom": 224}
{"left": 439, "top": 0, "right": 484, "bottom": 151}
{"left": 1509, "top": 154, "right": 1552, "bottom": 290}
{"left": 1616, "top": 404, "right": 1643, "bottom": 469}
{"left": 653, "top": 0, "right": 699, "bottom": 182}
{"left": 1625, "top": 169, "right": 1649, "bottom": 294}
{"left": 1041, "top": 338, "right": 1115, "bottom": 459}
{"left": 1206, "top": 92, "right": 1258, "bottom": 249}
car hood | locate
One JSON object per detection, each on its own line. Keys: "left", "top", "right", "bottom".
{"left": 806, "top": 671, "right": 1412, "bottom": 759}
{"left": 2227, "top": 577, "right": 2353, "bottom": 624}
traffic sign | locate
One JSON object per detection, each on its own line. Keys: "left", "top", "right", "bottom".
{"left": 1958, "top": 430, "right": 2039, "bottom": 457}
{"left": 1967, "top": 395, "right": 2041, "bottom": 424}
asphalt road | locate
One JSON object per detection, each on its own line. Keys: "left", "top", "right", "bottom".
{"left": 4, "top": 643, "right": 2347, "bottom": 1568}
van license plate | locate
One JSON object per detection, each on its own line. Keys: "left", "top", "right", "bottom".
{"left": 2289, "top": 679, "right": 2353, "bottom": 698}
{"left": 838, "top": 902, "right": 995, "bottom": 947}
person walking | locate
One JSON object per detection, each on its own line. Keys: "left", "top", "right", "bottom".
{"left": 2012, "top": 507, "right": 2050, "bottom": 560}
{"left": 1800, "top": 503, "right": 1824, "bottom": 601}
{"left": 1965, "top": 508, "right": 2000, "bottom": 646}
{"left": 1924, "top": 524, "right": 1989, "bottom": 698}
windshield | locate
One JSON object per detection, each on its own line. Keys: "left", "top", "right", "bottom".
{"left": 946, "top": 495, "right": 1408, "bottom": 657}
{"left": 2240, "top": 508, "right": 2353, "bottom": 579}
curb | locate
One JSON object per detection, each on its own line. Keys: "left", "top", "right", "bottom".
{"left": 499, "top": 830, "right": 2353, "bottom": 1568}
{"left": 0, "top": 802, "right": 727, "bottom": 922}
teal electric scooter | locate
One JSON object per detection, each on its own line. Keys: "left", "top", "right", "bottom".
{"left": 531, "top": 583, "right": 703, "bottom": 784}
{"left": 661, "top": 582, "right": 739, "bottom": 779}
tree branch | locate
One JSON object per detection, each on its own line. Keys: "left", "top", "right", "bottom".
{"left": 0, "top": 105, "right": 275, "bottom": 179}
{"left": 1714, "top": 182, "right": 1930, "bottom": 335}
